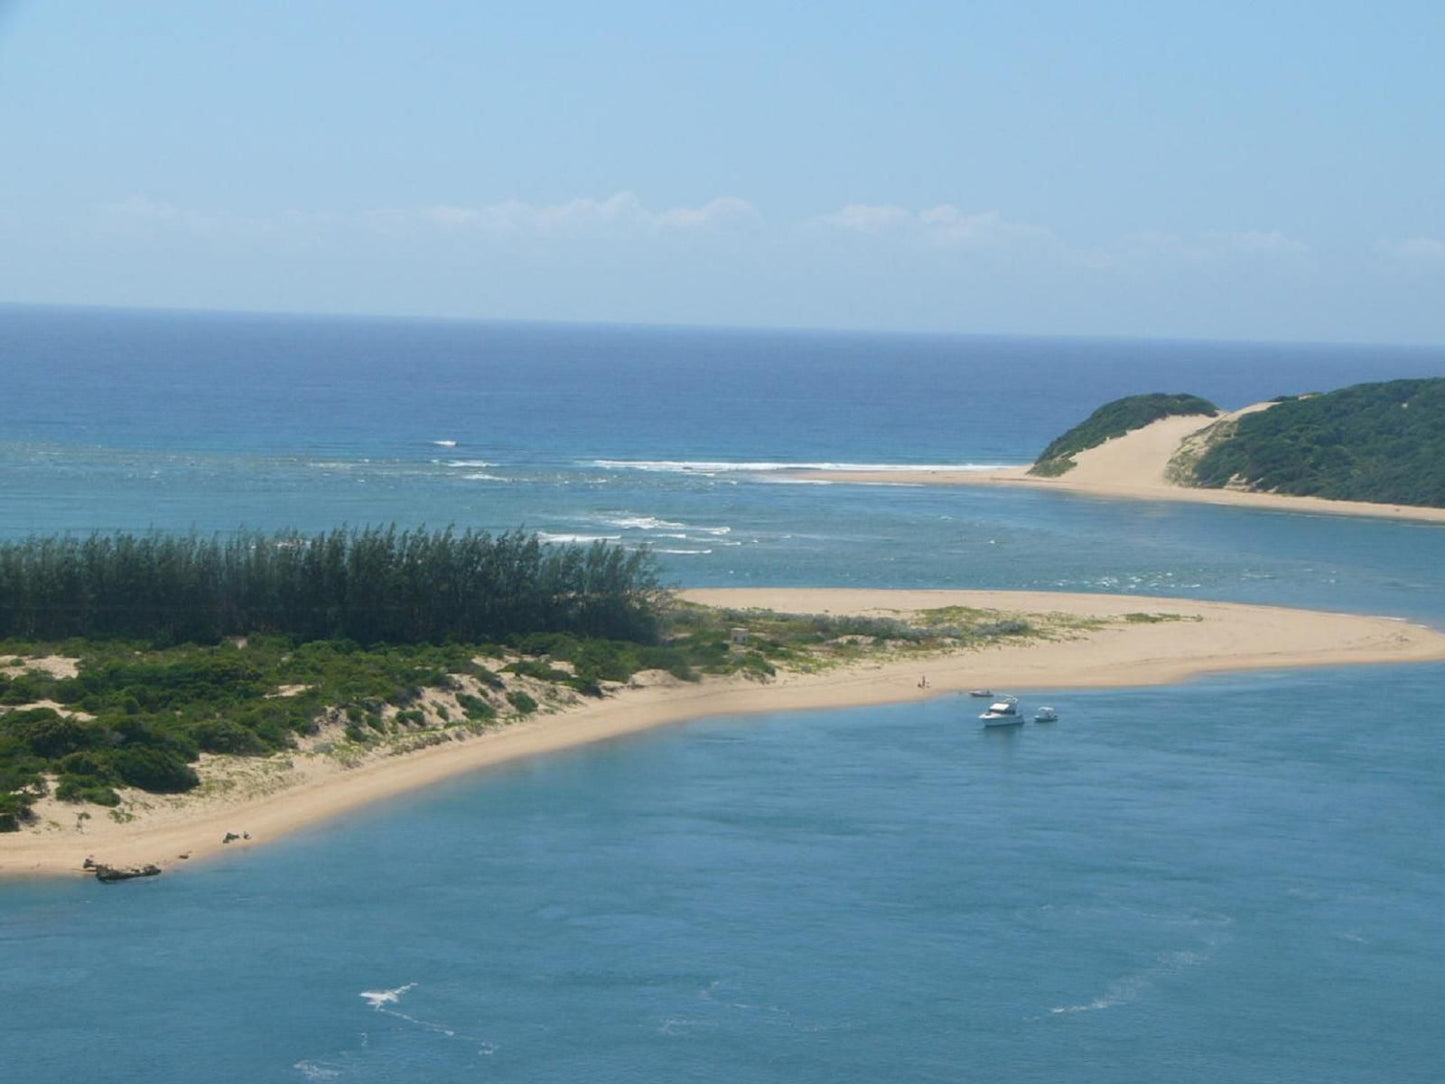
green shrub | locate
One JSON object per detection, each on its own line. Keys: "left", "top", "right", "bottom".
{"left": 388, "top": 685, "right": 423, "bottom": 707}
{"left": 5, "top": 709, "right": 105, "bottom": 759}
{"left": 55, "top": 750, "right": 117, "bottom": 781}
{"left": 55, "top": 776, "right": 121, "bottom": 806}
{"left": 506, "top": 691, "right": 538, "bottom": 715}
{"left": 0, "top": 792, "right": 35, "bottom": 832}
{"left": 109, "top": 747, "right": 199, "bottom": 794}
{"left": 736, "top": 652, "right": 777, "bottom": 678}
{"left": 189, "top": 718, "right": 269, "bottom": 755}
{"left": 457, "top": 694, "right": 495, "bottom": 722}
{"left": 0, "top": 672, "right": 52, "bottom": 704}
{"left": 470, "top": 665, "right": 505, "bottom": 690}
{"left": 504, "top": 659, "right": 571, "bottom": 682}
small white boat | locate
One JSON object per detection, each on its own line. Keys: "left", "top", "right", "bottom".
{"left": 969, "top": 689, "right": 994, "bottom": 698}
{"left": 980, "top": 695, "right": 1023, "bottom": 727}
{"left": 1033, "top": 706, "right": 1058, "bottom": 723}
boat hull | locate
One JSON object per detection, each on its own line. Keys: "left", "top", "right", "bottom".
{"left": 980, "top": 714, "right": 1024, "bottom": 727}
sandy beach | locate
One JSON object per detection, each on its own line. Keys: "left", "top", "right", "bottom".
{"left": 797, "top": 407, "right": 1445, "bottom": 524}
{"left": 5, "top": 589, "right": 1444, "bottom": 881}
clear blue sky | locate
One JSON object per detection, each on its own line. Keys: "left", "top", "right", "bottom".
{"left": 2, "top": 1, "right": 1443, "bottom": 342}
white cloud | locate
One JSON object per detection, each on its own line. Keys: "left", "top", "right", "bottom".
{"left": 90, "top": 192, "right": 758, "bottom": 248}
{"left": 1376, "top": 236, "right": 1445, "bottom": 263}
{"left": 914, "top": 206, "right": 1055, "bottom": 247}
{"left": 103, "top": 195, "right": 229, "bottom": 236}
{"left": 812, "top": 203, "right": 1054, "bottom": 249}
{"left": 1118, "top": 229, "right": 1309, "bottom": 262}
{"left": 814, "top": 203, "right": 913, "bottom": 233}
{"left": 93, "top": 194, "right": 1312, "bottom": 276}
{"left": 366, "top": 192, "right": 758, "bottom": 238}
{"left": 810, "top": 204, "right": 1313, "bottom": 273}
{"left": 656, "top": 196, "right": 758, "bottom": 230}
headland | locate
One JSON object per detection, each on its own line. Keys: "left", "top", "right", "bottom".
{"left": 794, "top": 404, "right": 1445, "bottom": 523}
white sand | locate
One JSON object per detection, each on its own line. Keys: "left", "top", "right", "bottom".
{"left": 5, "top": 588, "right": 1444, "bottom": 879}
{"left": 799, "top": 405, "right": 1445, "bottom": 523}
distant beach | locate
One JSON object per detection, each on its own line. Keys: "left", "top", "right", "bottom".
{"left": 793, "top": 407, "right": 1445, "bottom": 524}
{"left": 5, "top": 587, "right": 1444, "bottom": 880}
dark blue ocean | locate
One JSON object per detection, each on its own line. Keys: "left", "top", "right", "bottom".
{"left": 2, "top": 306, "right": 1444, "bottom": 1082}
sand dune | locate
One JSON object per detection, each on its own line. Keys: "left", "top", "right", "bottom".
{"left": 799, "top": 404, "right": 1445, "bottom": 523}
{"left": 5, "top": 587, "right": 1444, "bottom": 880}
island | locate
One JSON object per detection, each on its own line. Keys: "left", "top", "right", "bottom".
{"left": 4, "top": 528, "right": 1445, "bottom": 879}
{"left": 793, "top": 378, "right": 1445, "bottom": 522}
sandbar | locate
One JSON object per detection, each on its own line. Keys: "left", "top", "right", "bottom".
{"left": 795, "top": 408, "right": 1445, "bottom": 524}
{"left": 4, "top": 588, "right": 1444, "bottom": 880}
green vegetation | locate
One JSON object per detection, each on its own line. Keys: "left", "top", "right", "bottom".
{"left": 1187, "top": 379, "right": 1445, "bottom": 506}
{"left": 0, "top": 596, "right": 1068, "bottom": 829}
{"left": 505, "top": 691, "right": 538, "bottom": 715}
{"left": 1030, "top": 393, "right": 1219, "bottom": 476}
{"left": 0, "top": 527, "right": 664, "bottom": 644}
{"left": 0, "top": 637, "right": 513, "bottom": 824}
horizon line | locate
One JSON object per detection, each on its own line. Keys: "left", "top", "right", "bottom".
{"left": 3, "top": 297, "right": 1445, "bottom": 353}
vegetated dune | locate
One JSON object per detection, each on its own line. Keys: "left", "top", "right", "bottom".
{"left": 1054, "top": 411, "right": 1221, "bottom": 487}
{"left": 796, "top": 402, "right": 1445, "bottom": 523}
{"left": 6, "top": 587, "right": 1445, "bottom": 879}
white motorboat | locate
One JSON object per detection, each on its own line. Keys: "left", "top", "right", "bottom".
{"left": 1033, "top": 706, "right": 1058, "bottom": 723}
{"left": 979, "top": 695, "right": 1023, "bottom": 727}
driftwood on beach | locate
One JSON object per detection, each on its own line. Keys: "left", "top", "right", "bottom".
{"left": 90, "top": 862, "right": 162, "bottom": 883}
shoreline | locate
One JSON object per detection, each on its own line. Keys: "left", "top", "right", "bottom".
{"left": 789, "top": 406, "right": 1445, "bottom": 524}
{"left": 5, "top": 588, "right": 1445, "bottom": 881}
{"left": 794, "top": 465, "right": 1445, "bottom": 523}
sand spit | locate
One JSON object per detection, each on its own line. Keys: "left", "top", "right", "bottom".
{"left": 5, "top": 588, "right": 1444, "bottom": 879}
{"left": 797, "top": 406, "right": 1445, "bottom": 524}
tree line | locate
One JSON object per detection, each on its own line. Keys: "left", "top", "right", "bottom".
{"left": 0, "top": 527, "right": 667, "bottom": 645}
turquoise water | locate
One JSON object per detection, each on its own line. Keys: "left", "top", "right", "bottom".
{"left": 2, "top": 307, "right": 1444, "bottom": 1081}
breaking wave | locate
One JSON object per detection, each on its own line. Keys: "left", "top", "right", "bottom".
{"left": 589, "top": 459, "right": 1014, "bottom": 475}
{"left": 537, "top": 532, "right": 623, "bottom": 544}
{"left": 597, "top": 513, "right": 732, "bottom": 536}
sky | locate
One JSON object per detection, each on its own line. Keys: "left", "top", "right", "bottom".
{"left": 1, "top": 1, "right": 1443, "bottom": 343}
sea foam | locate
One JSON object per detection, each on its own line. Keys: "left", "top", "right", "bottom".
{"left": 599, "top": 513, "right": 733, "bottom": 536}
{"left": 537, "top": 532, "right": 623, "bottom": 544}
{"left": 360, "top": 983, "right": 416, "bottom": 1010}
{"left": 293, "top": 1060, "right": 341, "bottom": 1080}
{"left": 589, "top": 458, "right": 1017, "bottom": 474}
